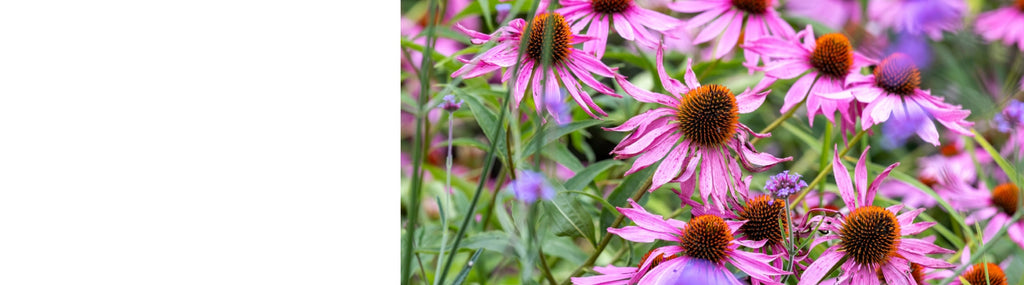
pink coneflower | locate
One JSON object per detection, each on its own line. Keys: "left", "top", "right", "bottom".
{"left": 571, "top": 249, "right": 676, "bottom": 285}
{"left": 799, "top": 147, "right": 954, "bottom": 285}
{"left": 974, "top": 0, "right": 1024, "bottom": 51}
{"left": 785, "top": 0, "right": 861, "bottom": 30}
{"left": 608, "top": 45, "right": 790, "bottom": 211}
{"left": 869, "top": 0, "right": 966, "bottom": 40}
{"left": 824, "top": 53, "right": 973, "bottom": 145}
{"left": 556, "top": 0, "right": 682, "bottom": 58}
{"left": 743, "top": 26, "right": 875, "bottom": 132}
{"left": 603, "top": 199, "right": 789, "bottom": 284}
{"left": 951, "top": 263, "right": 1009, "bottom": 285}
{"left": 668, "top": 0, "right": 796, "bottom": 62}
{"left": 451, "top": 13, "right": 621, "bottom": 118}
{"left": 949, "top": 182, "right": 1024, "bottom": 249}
{"left": 878, "top": 141, "right": 991, "bottom": 209}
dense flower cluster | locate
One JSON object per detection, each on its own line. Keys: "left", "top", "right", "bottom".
{"left": 401, "top": 0, "right": 1024, "bottom": 284}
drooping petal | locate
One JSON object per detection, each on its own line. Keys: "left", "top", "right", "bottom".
{"left": 797, "top": 247, "right": 844, "bottom": 285}
{"left": 832, "top": 147, "right": 858, "bottom": 209}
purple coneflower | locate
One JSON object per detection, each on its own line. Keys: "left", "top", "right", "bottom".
{"left": 556, "top": 0, "right": 682, "bottom": 58}
{"left": 951, "top": 263, "right": 1009, "bottom": 285}
{"left": 799, "top": 147, "right": 954, "bottom": 285}
{"left": 949, "top": 181, "right": 1024, "bottom": 249}
{"left": 603, "top": 199, "right": 789, "bottom": 284}
{"left": 451, "top": 13, "right": 622, "bottom": 118}
{"left": 668, "top": 0, "right": 796, "bottom": 62}
{"left": 571, "top": 249, "right": 676, "bottom": 285}
{"left": 824, "top": 53, "right": 973, "bottom": 145}
{"left": 869, "top": 0, "right": 966, "bottom": 40}
{"left": 785, "top": 0, "right": 861, "bottom": 30}
{"left": 608, "top": 45, "right": 790, "bottom": 211}
{"left": 975, "top": 0, "right": 1024, "bottom": 51}
{"left": 743, "top": 25, "right": 875, "bottom": 133}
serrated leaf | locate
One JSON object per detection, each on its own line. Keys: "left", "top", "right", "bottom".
{"left": 564, "top": 159, "right": 622, "bottom": 191}
{"left": 544, "top": 193, "right": 597, "bottom": 247}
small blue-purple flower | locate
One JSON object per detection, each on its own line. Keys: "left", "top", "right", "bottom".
{"left": 765, "top": 171, "right": 808, "bottom": 200}
{"left": 879, "top": 109, "right": 928, "bottom": 149}
{"left": 440, "top": 94, "right": 463, "bottom": 112}
{"left": 507, "top": 170, "right": 555, "bottom": 204}
{"left": 994, "top": 100, "right": 1024, "bottom": 133}
{"left": 495, "top": 3, "right": 512, "bottom": 23}
{"left": 545, "top": 88, "right": 571, "bottom": 126}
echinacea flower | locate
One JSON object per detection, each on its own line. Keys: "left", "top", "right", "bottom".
{"left": 975, "top": 0, "right": 1024, "bottom": 51}
{"left": 743, "top": 25, "right": 875, "bottom": 133}
{"left": 571, "top": 250, "right": 676, "bottom": 285}
{"left": 949, "top": 182, "right": 1024, "bottom": 249}
{"left": 604, "top": 199, "right": 789, "bottom": 284}
{"left": 824, "top": 53, "right": 973, "bottom": 145}
{"left": 869, "top": 0, "right": 966, "bottom": 40}
{"left": 451, "top": 13, "right": 622, "bottom": 118}
{"left": 799, "top": 147, "right": 954, "bottom": 285}
{"left": 951, "top": 263, "right": 1008, "bottom": 285}
{"left": 785, "top": 0, "right": 861, "bottom": 30}
{"left": 556, "top": 0, "right": 682, "bottom": 58}
{"left": 506, "top": 169, "right": 556, "bottom": 204}
{"left": 608, "top": 45, "right": 790, "bottom": 211}
{"left": 668, "top": 0, "right": 796, "bottom": 62}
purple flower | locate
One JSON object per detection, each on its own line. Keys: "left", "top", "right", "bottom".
{"left": 495, "top": 3, "right": 512, "bottom": 23}
{"left": 765, "top": 170, "right": 807, "bottom": 199}
{"left": 440, "top": 94, "right": 464, "bottom": 112}
{"left": 994, "top": 99, "right": 1024, "bottom": 133}
{"left": 507, "top": 170, "right": 555, "bottom": 204}
{"left": 545, "top": 89, "right": 571, "bottom": 126}
{"left": 869, "top": 0, "right": 966, "bottom": 40}
{"left": 879, "top": 107, "right": 927, "bottom": 149}
{"left": 975, "top": 1, "right": 1024, "bottom": 52}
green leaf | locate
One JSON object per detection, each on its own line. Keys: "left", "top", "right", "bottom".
{"left": 522, "top": 119, "right": 604, "bottom": 159}
{"left": 564, "top": 159, "right": 623, "bottom": 191}
{"left": 972, "top": 128, "right": 1020, "bottom": 184}
{"left": 444, "top": 137, "right": 491, "bottom": 152}
{"left": 455, "top": 88, "right": 510, "bottom": 168}
{"left": 543, "top": 193, "right": 597, "bottom": 247}
{"left": 461, "top": 231, "right": 515, "bottom": 254}
{"left": 601, "top": 166, "right": 655, "bottom": 230}
{"left": 541, "top": 143, "right": 584, "bottom": 172}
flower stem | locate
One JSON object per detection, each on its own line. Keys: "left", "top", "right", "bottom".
{"left": 559, "top": 177, "right": 653, "bottom": 285}
{"left": 402, "top": 0, "right": 440, "bottom": 282}
{"left": 788, "top": 129, "right": 867, "bottom": 209}
{"left": 432, "top": 113, "right": 457, "bottom": 285}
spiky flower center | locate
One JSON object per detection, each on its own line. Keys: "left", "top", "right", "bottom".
{"left": 940, "top": 144, "right": 960, "bottom": 156}
{"left": 680, "top": 215, "right": 733, "bottom": 263}
{"left": 731, "top": 0, "right": 768, "bottom": 14}
{"left": 592, "top": 0, "right": 632, "bottom": 14}
{"left": 874, "top": 53, "right": 921, "bottom": 96}
{"left": 525, "top": 13, "right": 573, "bottom": 64}
{"left": 636, "top": 250, "right": 676, "bottom": 271}
{"left": 738, "top": 195, "right": 788, "bottom": 247}
{"left": 840, "top": 206, "right": 900, "bottom": 265}
{"left": 961, "top": 263, "right": 1007, "bottom": 285}
{"left": 675, "top": 84, "right": 739, "bottom": 147}
{"left": 1017, "top": 0, "right": 1024, "bottom": 11}
{"left": 992, "top": 183, "right": 1019, "bottom": 216}
{"left": 876, "top": 263, "right": 926, "bottom": 284}
{"left": 810, "top": 33, "right": 854, "bottom": 78}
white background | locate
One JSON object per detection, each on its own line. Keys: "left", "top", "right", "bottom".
{"left": 0, "top": 1, "right": 392, "bottom": 283}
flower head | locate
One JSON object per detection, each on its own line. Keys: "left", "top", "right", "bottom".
{"left": 743, "top": 25, "right": 875, "bottom": 134}
{"left": 975, "top": 0, "right": 1024, "bottom": 52}
{"left": 826, "top": 53, "right": 973, "bottom": 146}
{"left": 951, "top": 263, "right": 1008, "bottom": 285}
{"left": 949, "top": 181, "right": 1024, "bottom": 249}
{"left": 440, "top": 94, "right": 464, "bottom": 112}
{"left": 571, "top": 249, "right": 677, "bottom": 285}
{"left": 766, "top": 170, "right": 807, "bottom": 199}
{"left": 995, "top": 99, "right": 1024, "bottom": 133}
{"left": 668, "top": 0, "right": 796, "bottom": 63}
{"left": 600, "top": 199, "right": 789, "bottom": 284}
{"left": 506, "top": 170, "right": 556, "bottom": 204}
{"left": 451, "top": 13, "right": 622, "bottom": 119}
{"left": 799, "top": 147, "right": 954, "bottom": 285}
{"left": 609, "top": 45, "right": 791, "bottom": 211}
{"left": 556, "top": 0, "right": 682, "bottom": 58}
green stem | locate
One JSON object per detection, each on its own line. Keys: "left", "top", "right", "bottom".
{"left": 436, "top": 2, "right": 544, "bottom": 283}
{"left": 559, "top": 178, "right": 653, "bottom": 285}
{"left": 938, "top": 211, "right": 1024, "bottom": 284}
{"left": 402, "top": 0, "right": 440, "bottom": 282}
{"left": 789, "top": 130, "right": 867, "bottom": 209}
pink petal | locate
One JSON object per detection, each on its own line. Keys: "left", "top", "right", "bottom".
{"left": 713, "top": 11, "right": 743, "bottom": 59}
{"left": 797, "top": 247, "right": 844, "bottom": 285}
{"left": 832, "top": 147, "right": 858, "bottom": 209}
{"left": 651, "top": 139, "right": 692, "bottom": 191}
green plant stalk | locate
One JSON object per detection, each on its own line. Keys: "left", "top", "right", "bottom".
{"left": 402, "top": 0, "right": 440, "bottom": 282}
{"left": 750, "top": 75, "right": 817, "bottom": 145}
{"left": 789, "top": 129, "right": 867, "bottom": 209}
{"left": 436, "top": 1, "right": 544, "bottom": 282}
{"left": 432, "top": 113, "right": 457, "bottom": 285}
{"left": 938, "top": 211, "right": 1024, "bottom": 284}
{"left": 559, "top": 178, "right": 653, "bottom": 285}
